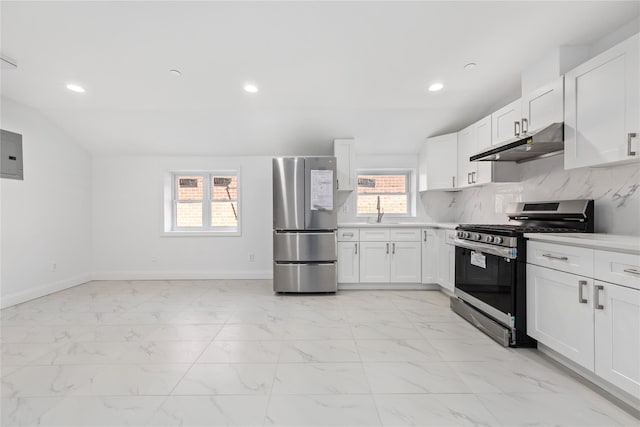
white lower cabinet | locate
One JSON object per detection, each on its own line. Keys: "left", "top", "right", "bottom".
{"left": 390, "top": 241, "right": 422, "bottom": 283}
{"left": 421, "top": 229, "right": 438, "bottom": 284}
{"left": 359, "top": 242, "right": 390, "bottom": 283}
{"left": 527, "top": 240, "right": 640, "bottom": 398}
{"left": 337, "top": 241, "right": 359, "bottom": 283}
{"left": 527, "top": 264, "right": 595, "bottom": 370}
{"left": 594, "top": 280, "right": 640, "bottom": 397}
{"left": 436, "top": 230, "right": 455, "bottom": 293}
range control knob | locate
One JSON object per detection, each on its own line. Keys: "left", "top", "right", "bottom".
{"left": 485, "top": 235, "right": 494, "bottom": 243}
{"left": 494, "top": 236, "right": 503, "bottom": 244}
{"left": 464, "top": 232, "right": 471, "bottom": 238}
{"left": 457, "top": 231, "right": 464, "bottom": 238}
{"left": 473, "top": 233, "right": 482, "bottom": 241}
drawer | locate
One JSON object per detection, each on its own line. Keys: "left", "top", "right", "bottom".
{"left": 527, "top": 241, "right": 594, "bottom": 277}
{"left": 274, "top": 231, "right": 337, "bottom": 262}
{"left": 390, "top": 228, "right": 421, "bottom": 242}
{"left": 337, "top": 228, "right": 359, "bottom": 242}
{"left": 595, "top": 250, "right": 640, "bottom": 290}
{"left": 274, "top": 262, "right": 337, "bottom": 293}
{"left": 360, "top": 228, "right": 390, "bottom": 242}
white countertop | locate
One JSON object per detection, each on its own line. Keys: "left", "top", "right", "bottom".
{"left": 524, "top": 233, "right": 640, "bottom": 254}
{"left": 339, "top": 222, "right": 458, "bottom": 230}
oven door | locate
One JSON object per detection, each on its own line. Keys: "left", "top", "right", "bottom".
{"left": 454, "top": 245, "right": 517, "bottom": 327}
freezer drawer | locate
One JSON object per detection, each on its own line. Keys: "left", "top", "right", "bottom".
{"left": 273, "top": 262, "right": 337, "bottom": 293}
{"left": 273, "top": 231, "right": 337, "bottom": 262}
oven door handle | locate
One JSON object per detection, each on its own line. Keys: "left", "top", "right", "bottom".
{"left": 454, "top": 239, "right": 518, "bottom": 259}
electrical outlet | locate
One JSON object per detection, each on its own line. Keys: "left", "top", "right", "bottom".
{"left": 248, "top": 253, "right": 255, "bottom": 262}
{"left": 151, "top": 257, "right": 158, "bottom": 263}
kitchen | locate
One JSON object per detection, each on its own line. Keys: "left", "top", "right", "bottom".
{"left": 1, "top": 1, "right": 640, "bottom": 426}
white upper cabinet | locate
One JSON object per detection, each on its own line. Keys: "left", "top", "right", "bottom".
{"left": 564, "top": 33, "right": 639, "bottom": 169}
{"left": 522, "top": 77, "right": 564, "bottom": 132}
{"left": 457, "top": 123, "right": 477, "bottom": 188}
{"left": 492, "top": 98, "right": 522, "bottom": 145}
{"left": 333, "top": 139, "right": 356, "bottom": 191}
{"left": 473, "top": 115, "right": 494, "bottom": 185}
{"left": 419, "top": 132, "right": 457, "bottom": 191}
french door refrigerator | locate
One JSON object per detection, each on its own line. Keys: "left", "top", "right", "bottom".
{"left": 272, "top": 157, "right": 338, "bottom": 293}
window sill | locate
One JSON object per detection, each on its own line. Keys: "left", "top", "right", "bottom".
{"left": 161, "top": 230, "right": 241, "bottom": 237}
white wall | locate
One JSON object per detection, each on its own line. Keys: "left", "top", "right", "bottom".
{"left": 91, "top": 155, "right": 273, "bottom": 279}
{"left": 1, "top": 97, "right": 92, "bottom": 308}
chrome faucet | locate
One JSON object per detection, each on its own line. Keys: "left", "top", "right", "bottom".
{"left": 376, "top": 195, "right": 384, "bottom": 223}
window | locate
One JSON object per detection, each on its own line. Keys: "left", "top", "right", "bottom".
{"left": 170, "top": 171, "right": 240, "bottom": 233}
{"left": 357, "top": 171, "right": 411, "bottom": 216}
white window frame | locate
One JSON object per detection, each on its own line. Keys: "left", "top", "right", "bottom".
{"left": 356, "top": 169, "right": 414, "bottom": 218}
{"left": 163, "top": 170, "right": 241, "bottom": 237}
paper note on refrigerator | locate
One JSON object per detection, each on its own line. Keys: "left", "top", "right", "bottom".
{"left": 310, "top": 169, "right": 333, "bottom": 211}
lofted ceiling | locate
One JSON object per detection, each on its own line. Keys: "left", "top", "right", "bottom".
{"left": 1, "top": 1, "right": 639, "bottom": 156}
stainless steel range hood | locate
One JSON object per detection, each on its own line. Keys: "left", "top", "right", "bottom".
{"left": 470, "top": 122, "right": 564, "bottom": 163}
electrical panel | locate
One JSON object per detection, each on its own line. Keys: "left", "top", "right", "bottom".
{"left": 1, "top": 129, "right": 23, "bottom": 180}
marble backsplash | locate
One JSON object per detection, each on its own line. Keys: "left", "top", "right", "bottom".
{"left": 421, "top": 155, "right": 640, "bottom": 236}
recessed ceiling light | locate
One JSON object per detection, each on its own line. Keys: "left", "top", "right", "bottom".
{"left": 169, "top": 69, "right": 182, "bottom": 77}
{"left": 428, "top": 82, "right": 444, "bottom": 92}
{"left": 243, "top": 83, "right": 258, "bottom": 93}
{"left": 66, "top": 84, "right": 85, "bottom": 93}
{"left": 464, "top": 62, "right": 477, "bottom": 70}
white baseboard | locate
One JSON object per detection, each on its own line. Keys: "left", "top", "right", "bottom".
{"left": 1, "top": 273, "right": 92, "bottom": 309}
{"left": 338, "top": 283, "right": 440, "bottom": 291}
{"left": 91, "top": 270, "right": 272, "bottom": 281}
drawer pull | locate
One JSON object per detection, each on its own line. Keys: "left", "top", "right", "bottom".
{"left": 542, "top": 253, "right": 568, "bottom": 261}
{"left": 354, "top": 243, "right": 358, "bottom": 255}
{"left": 594, "top": 284, "right": 604, "bottom": 310}
{"left": 578, "top": 280, "right": 588, "bottom": 304}
{"left": 424, "top": 230, "right": 427, "bottom": 242}
{"left": 623, "top": 268, "right": 640, "bottom": 275}
{"left": 628, "top": 132, "right": 637, "bottom": 156}
{"left": 386, "top": 243, "right": 389, "bottom": 254}
{"left": 392, "top": 243, "right": 396, "bottom": 254}
{"left": 342, "top": 232, "right": 354, "bottom": 237}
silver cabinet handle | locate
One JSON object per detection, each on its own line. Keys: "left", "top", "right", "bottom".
{"left": 354, "top": 243, "right": 358, "bottom": 255}
{"left": 386, "top": 243, "right": 389, "bottom": 254}
{"left": 392, "top": 243, "right": 396, "bottom": 254}
{"left": 336, "top": 179, "right": 339, "bottom": 190}
{"left": 343, "top": 232, "right": 354, "bottom": 237}
{"left": 471, "top": 172, "right": 476, "bottom": 183}
{"left": 423, "top": 230, "right": 427, "bottom": 242}
{"left": 628, "top": 132, "right": 637, "bottom": 156}
{"left": 467, "top": 173, "right": 471, "bottom": 184}
{"left": 521, "top": 118, "right": 528, "bottom": 134}
{"left": 542, "top": 253, "right": 569, "bottom": 261}
{"left": 514, "top": 121, "right": 521, "bottom": 136}
{"left": 578, "top": 280, "right": 588, "bottom": 304}
{"left": 623, "top": 268, "right": 640, "bottom": 275}
{"left": 594, "top": 284, "right": 604, "bottom": 310}
{"left": 452, "top": 176, "right": 456, "bottom": 188}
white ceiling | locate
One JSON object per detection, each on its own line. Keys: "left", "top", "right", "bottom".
{"left": 1, "top": 1, "right": 639, "bottom": 156}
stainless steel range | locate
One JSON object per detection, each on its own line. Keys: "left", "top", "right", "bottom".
{"left": 451, "top": 199, "right": 595, "bottom": 347}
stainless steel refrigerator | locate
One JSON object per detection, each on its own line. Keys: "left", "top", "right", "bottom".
{"left": 272, "top": 157, "right": 338, "bottom": 293}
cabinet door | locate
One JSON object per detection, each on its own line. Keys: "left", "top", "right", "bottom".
{"left": 421, "top": 229, "right": 438, "bottom": 284}
{"left": 474, "top": 115, "right": 493, "bottom": 185}
{"left": 437, "top": 231, "right": 450, "bottom": 289}
{"left": 426, "top": 133, "right": 458, "bottom": 190}
{"left": 359, "top": 242, "right": 390, "bottom": 283}
{"left": 457, "top": 125, "right": 476, "bottom": 188}
{"left": 446, "top": 245, "right": 455, "bottom": 293}
{"left": 565, "top": 34, "right": 639, "bottom": 169}
{"left": 390, "top": 241, "right": 421, "bottom": 283}
{"left": 522, "top": 77, "right": 564, "bottom": 132}
{"left": 418, "top": 142, "right": 428, "bottom": 192}
{"left": 526, "top": 265, "right": 594, "bottom": 370}
{"left": 492, "top": 98, "right": 522, "bottom": 145}
{"left": 594, "top": 281, "right": 640, "bottom": 397}
{"left": 338, "top": 242, "right": 360, "bottom": 283}
{"left": 334, "top": 139, "right": 356, "bottom": 191}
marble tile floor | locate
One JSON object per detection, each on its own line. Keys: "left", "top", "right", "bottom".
{"left": 1, "top": 279, "right": 638, "bottom": 426}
